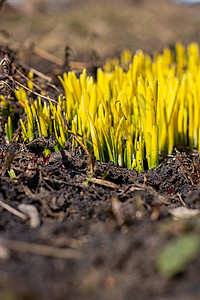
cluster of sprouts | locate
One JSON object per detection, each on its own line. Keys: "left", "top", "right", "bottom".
{"left": 3, "top": 42, "right": 200, "bottom": 171}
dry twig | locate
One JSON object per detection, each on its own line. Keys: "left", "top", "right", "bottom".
{"left": 0, "top": 238, "right": 81, "bottom": 259}
{"left": 86, "top": 177, "right": 123, "bottom": 191}
{"left": 177, "top": 192, "right": 186, "bottom": 206}
{"left": 0, "top": 199, "right": 28, "bottom": 221}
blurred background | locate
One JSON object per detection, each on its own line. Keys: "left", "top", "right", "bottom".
{"left": 1, "top": 0, "right": 200, "bottom": 70}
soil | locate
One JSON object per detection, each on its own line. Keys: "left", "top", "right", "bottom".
{"left": 1, "top": 1, "right": 200, "bottom": 300}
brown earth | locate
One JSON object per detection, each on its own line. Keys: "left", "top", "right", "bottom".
{"left": 1, "top": 1, "right": 200, "bottom": 300}
{"left": 2, "top": 0, "right": 200, "bottom": 67}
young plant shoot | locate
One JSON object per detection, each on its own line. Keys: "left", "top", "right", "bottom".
{"left": 4, "top": 43, "right": 200, "bottom": 171}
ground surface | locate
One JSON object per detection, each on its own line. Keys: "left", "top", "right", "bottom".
{"left": 2, "top": 0, "right": 200, "bottom": 63}
{"left": 1, "top": 1, "right": 200, "bottom": 300}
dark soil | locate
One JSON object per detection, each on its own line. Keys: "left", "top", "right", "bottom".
{"left": 1, "top": 140, "right": 200, "bottom": 300}
{"left": 1, "top": 3, "right": 200, "bottom": 299}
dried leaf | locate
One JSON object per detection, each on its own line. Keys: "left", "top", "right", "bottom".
{"left": 0, "top": 245, "right": 10, "bottom": 260}
{"left": 169, "top": 207, "right": 200, "bottom": 220}
{"left": 87, "top": 153, "right": 95, "bottom": 174}
{"left": 110, "top": 196, "right": 125, "bottom": 225}
{"left": 18, "top": 204, "right": 40, "bottom": 228}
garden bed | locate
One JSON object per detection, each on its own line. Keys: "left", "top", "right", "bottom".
{"left": 1, "top": 1, "right": 200, "bottom": 299}
{"left": 0, "top": 48, "right": 200, "bottom": 300}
